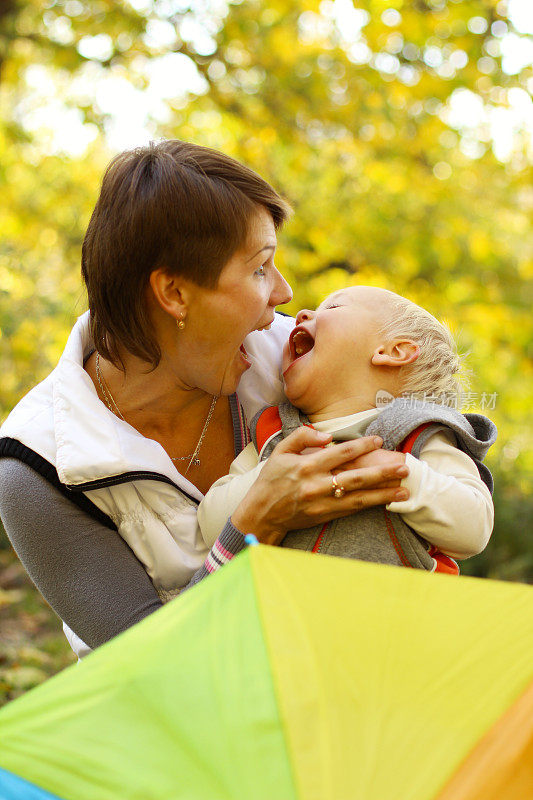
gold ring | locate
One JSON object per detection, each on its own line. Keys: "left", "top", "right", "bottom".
{"left": 331, "top": 474, "right": 345, "bottom": 499}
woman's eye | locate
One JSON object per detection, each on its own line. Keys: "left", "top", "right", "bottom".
{"left": 255, "top": 265, "right": 266, "bottom": 276}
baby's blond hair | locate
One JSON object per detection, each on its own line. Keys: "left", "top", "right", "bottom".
{"left": 377, "top": 294, "right": 470, "bottom": 408}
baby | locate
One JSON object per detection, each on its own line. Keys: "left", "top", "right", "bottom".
{"left": 198, "top": 286, "right": 496, "bottom": 572}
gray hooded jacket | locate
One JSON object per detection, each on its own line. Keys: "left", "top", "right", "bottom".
{"left": 251, "top": 399, "right": 496, "bottom": 569}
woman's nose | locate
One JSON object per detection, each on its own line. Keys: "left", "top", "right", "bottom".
{"left": 270, "top": 268, "right": 293, "bottom": 307}
{"left": 296, "top": 308, "right": 314, "bottom": 325}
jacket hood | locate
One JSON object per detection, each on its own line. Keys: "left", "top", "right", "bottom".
{"left": 366, "top": 397, "right": 497, "bottom": 493}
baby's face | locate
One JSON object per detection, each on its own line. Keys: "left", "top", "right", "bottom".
{"left": 282, "top": 286, "right": 388, "bottom": 414}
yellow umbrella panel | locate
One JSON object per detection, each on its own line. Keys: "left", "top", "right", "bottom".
{"left": 252, "top": 547, "right": 533, "bottom": 800}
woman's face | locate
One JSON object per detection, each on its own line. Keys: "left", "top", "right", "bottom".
{"left": 177, "top": 206, "right": 292, "bottom": 396}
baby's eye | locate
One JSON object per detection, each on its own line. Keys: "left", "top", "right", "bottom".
{"left": 324, "top": 303, "right": 341, "bottom": 310}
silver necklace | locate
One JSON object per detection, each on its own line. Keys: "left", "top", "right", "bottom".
{"left": 95, "top": 352, "right": 218, "bottom": 475}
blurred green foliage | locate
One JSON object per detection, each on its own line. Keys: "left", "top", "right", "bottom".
{"left": 0, "top": 549, "right": 76, "bottom": 707}
{"left": 0, "top": 0, "right": 532, "bottom": 694}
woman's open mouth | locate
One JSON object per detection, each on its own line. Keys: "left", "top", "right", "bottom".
{"left": 239, "top": 343, "right": 251, "bottom": 366}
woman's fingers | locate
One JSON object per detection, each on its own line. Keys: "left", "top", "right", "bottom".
{"left": 329, "top": 463, "right": 407, "bottom": 493}
{"left": 307, "top": 436, "right": 385, "bottom": 473}
{"left": 273, "top": 425, "right": 333, "bottom": 454}
{"left": 270, "top": 430, "right": 407, "bottom": 497}
{"left": 325, "top": 486, "right": 410, "bottom": 517}
{"left": 238, "top": 428, "right": 411, "bottom": 545}
{"left": 274, "top": 429, "right": 397, "bottom": 477}
{"left": 319, "top": 467, "right": 409, "bottom": 512}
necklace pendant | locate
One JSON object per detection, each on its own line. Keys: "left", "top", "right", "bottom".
{"left": 192, "top": 457, "right": 200, "bottom": 467}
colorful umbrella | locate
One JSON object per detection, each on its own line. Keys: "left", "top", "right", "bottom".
{"left": 0, "top": 545, "right": 532, "bottom": 800}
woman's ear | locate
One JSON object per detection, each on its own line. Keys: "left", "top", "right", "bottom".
{"left": 371, "top": 340, "right": 420, "bottom": 367}
{"left": 148, "top": 268, "right": 188, "bottom": 320}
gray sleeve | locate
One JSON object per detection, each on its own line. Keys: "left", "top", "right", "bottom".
{"left": 0, "top": 459, "right": 163, "bottom": 650}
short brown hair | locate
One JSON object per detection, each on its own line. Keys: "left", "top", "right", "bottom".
{"left": 81, "top": 139, "right": 291, "bottom": 368}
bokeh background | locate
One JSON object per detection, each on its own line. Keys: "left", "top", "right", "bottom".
{"left": 1, "top": 0, "right": 532, "bottom": 702}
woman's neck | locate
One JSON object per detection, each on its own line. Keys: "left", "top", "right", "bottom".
{"left": 86, "top": 349, "right": 236, "bottom": 495}
{"left": 87, "top": 350, "right": 215, "bottom": 434}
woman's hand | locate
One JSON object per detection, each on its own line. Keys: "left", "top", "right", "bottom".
{"left": 335, "top": 446, "right": 406, "bottom": 482}
{"left": 231, "top": 427, "right": 410, "bottom": 546}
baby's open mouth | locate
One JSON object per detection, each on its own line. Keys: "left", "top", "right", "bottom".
{"left": 289, "top": 327, "right": 315, "bottom": 362}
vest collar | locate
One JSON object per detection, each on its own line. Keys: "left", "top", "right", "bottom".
{"left": 53, "top": 313, "right": 203, "bottom": 501}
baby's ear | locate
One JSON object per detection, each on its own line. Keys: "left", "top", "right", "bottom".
{"left": 371, "top": 340, "right": 420, "bottom": 367}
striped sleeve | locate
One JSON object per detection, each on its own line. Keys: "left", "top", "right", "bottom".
{"left": 183, "top": 518, "right": 246, "bottom": 589}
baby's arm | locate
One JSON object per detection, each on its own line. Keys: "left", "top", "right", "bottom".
{"left": 197, "top": 443, "right": 265, "bottom": 547}
{"left": 200, "top": 430, "right": 494, "bottom": 561}
{"left": 383, "top": 430, "right": 494, "bottom": 558}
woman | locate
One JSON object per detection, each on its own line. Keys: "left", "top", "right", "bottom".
{"left": 0, "top": 141, "right": 409, "bottom": 658}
